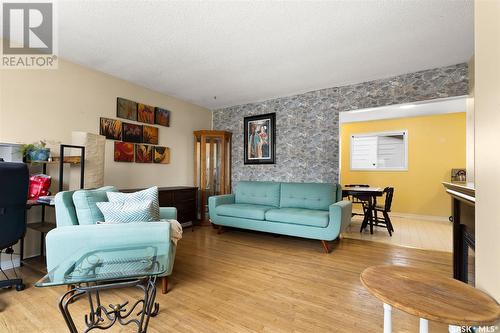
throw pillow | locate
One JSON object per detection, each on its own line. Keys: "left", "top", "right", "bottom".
{"left": 72, "top": 186, "right": 119, "bottom": 225}
{"left": 107, "top": 186, "right": 160, "bottom": 221}
{"left": 96, "top": 200, "right": 156, "bottom": 224}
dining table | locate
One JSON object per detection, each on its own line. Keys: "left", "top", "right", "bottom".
{"left": 342, "top": 186, "right": 384, "bottom": 234}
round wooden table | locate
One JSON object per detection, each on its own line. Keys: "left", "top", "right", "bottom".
{"left": 361, "top": 265, "right": 500, "bottom": 333}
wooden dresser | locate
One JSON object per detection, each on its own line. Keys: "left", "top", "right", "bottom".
{"left": 121, "top": 186, "right": 198, "bottom": 227}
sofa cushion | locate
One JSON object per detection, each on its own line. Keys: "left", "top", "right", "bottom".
{"left": 280, "top": 183, "right": 336, "bottom": 211}
{"left": 216, "top": 204, "right": 274, "bottom": 220}
{"left": 265, "top": 208, "right": 329, "bottom": 228}
{"left": 235, "top": 181, "right": 281, "bottom": 207}
{"left": 72, "top": 186, "right": 118, "bottom": 225}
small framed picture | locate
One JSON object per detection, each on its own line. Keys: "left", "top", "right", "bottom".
{"left": 135, "top": 144, "right": 153, "bottom": 163}
{"left": 99, "top": 117, "right": 122, "bottom": 140}
{"left": 138, "top": 103, "right": 155, "bottom": 124}
{"left": 244, "top": 113, "right": 276, "bottom": 164}
{"left": 116, "top": 97, "right": 137, "bottom": 121}
{"left": 114, "top": 142, "right": 134, "bottom": 162}
{"left": 143, "top": 125, "right": 159, "bottom": 144}
{"left": 122, "top": 123, "right": 143, "bottom": 143}
{"left": 155, "top": 107, "right": 170, "bottom": 127}
{"left": 154, "top": 146, "right": 170, "bottom": 164}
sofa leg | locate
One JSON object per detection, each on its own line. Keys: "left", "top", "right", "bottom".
{"left": 161, "top": 277, "right": 168, "bottom": 294}
{"left": 217, "top": 226, "right": 225, "bottom": 235}
{"left": 321, "top": 240, "right": 331, "bottom": 254}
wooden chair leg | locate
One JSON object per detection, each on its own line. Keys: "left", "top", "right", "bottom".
{"left": 388, "top": 213, "right": 394, "bottom": 232}
{"left": 383, "top": 212, "right": 393, "bottom": 236}
{"left": 360, "top": 204, "right": 368, "bottom": 232}
{"left": 369, "top": 211, "right": 374, "bottom": 235}
{"left": 161, "top": 277, "right": 168, "bottom": 294}
{"left": 321, "top": 240, "right": 331, "bottom": 254}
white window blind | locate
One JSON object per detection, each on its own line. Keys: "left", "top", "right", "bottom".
{"left": 350, "top": 131, "right": 408, "bottom": 171}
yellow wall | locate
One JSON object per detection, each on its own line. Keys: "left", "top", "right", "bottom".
{"left": 340, "top": 113, "right": 466, "bottom": 218}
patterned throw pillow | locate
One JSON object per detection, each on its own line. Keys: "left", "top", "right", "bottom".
{"left": 96, "top": 200, "right": 156, "bottom": 223}
{"left": 107, "top": 186, "right": 160, "bottom": 221}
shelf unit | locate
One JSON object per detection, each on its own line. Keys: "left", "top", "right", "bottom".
{"left": 21, "top": 144, "right": 85, "bottom": 263}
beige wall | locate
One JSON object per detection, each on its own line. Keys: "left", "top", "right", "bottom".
{"left": 0, "top": 59, "right": 212, "bottom": 189}
{"left": 466, "top": 56, "right": 474, "bottom": 183}
{"left": 0, "top": 58, "right": 212, "bottom": 259}
{"left": 475, "top": 0, "right": 500, "bottom": 302}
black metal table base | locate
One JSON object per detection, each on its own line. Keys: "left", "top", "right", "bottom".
{"left": 59, "top": 276, "right": 159, "bottom": 333}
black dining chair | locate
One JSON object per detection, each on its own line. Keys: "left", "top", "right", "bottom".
{"left": 345, "top": 184, "right": 370, "bottom": 217}
{"left": 0, "top": 162, "right": 29, "bottom": 291}
{"left": 373, "top": 187, "right": 395, "bottom": 236}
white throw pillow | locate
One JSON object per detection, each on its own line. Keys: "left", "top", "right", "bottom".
{"left": 107, "top": 186, "right": 160, "bottom": 221}
{"left": 96, "top": 200, "right": 156, "bottom": 223}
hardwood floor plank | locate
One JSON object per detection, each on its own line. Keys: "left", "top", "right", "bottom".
{"left": 344, "top": 214, "right": 452, "bottom": 252}
{"left": 0, "top": 226, "right": 452, "bottom": 332}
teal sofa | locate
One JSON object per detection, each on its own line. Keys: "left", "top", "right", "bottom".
{"left": 208, "top": 181, "right": 352, "bottom": 252}
{"left": 45, "top": 186, "right": 177, "bottom": 294}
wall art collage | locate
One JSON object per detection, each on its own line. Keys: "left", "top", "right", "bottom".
{"left": 99, "top": 97, "right": 171, "bottom": 164}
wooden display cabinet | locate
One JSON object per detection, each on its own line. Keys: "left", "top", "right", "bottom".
{"left": 193, "top": 130, "right": 232, "bottom": 222}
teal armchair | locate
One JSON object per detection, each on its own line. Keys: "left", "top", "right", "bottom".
{"left": 45, "top": 186, "right": 177, "bottom": 294}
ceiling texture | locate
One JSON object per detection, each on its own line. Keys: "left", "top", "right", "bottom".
{"left": 57, "top": 0, "right": 474, "bottom": 109}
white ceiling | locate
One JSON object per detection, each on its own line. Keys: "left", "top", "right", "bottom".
{"left": 57, "top": 0, "right": 474, "bottom": 109}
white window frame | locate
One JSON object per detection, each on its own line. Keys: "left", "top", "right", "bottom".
{"left": 350, "top": 130, "right": 408, "bottom": 171}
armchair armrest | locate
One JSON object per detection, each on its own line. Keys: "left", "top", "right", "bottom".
{"left": 208, "top": 194, "right": 235, "bottom": 219}
{"left": 160, "top": 207, "right": 177, "bottom": 220}
{"left": 329, "top": 200, "right": 352, "bottom": 233}
{"left": 46, "top": 222, "right": 172, "bottom": 272}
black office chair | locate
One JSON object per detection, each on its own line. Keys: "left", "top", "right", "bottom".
{"left": 0, "top": 162, "right": 29, "bottom": 291}
{"left": 344, "top": 184, "right": 370, "bottom": 217}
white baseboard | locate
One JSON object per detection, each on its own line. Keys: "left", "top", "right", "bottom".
{"left": 352, "top": 209, "right": 450, "bottom": 223}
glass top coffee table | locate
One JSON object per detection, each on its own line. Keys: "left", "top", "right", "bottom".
{"left": 36, "top": 243, "right": 169, "bottom": 333}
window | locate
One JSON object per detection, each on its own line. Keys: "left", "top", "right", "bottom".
{"left": 350, "top": 130, "right": 408, "bottom": 171}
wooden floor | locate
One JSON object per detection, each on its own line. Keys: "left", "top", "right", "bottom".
{"left": 344, "top": 213, "right": 453, "bottom": 252}
{"left": 0, "top": 226, "right": 453, "bottom": 332}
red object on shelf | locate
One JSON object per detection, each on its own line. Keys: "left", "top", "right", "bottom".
{"left": 28, "top": 174, "right": 51, "bottom": 200}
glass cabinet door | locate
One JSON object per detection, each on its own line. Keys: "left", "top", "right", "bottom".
{"left": 194, "top": 131, "right": 232, "bottom": 222}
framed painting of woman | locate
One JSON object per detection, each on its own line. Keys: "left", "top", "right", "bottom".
{"left": 244, "top": 113, "right": 276, "bottom": 164}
